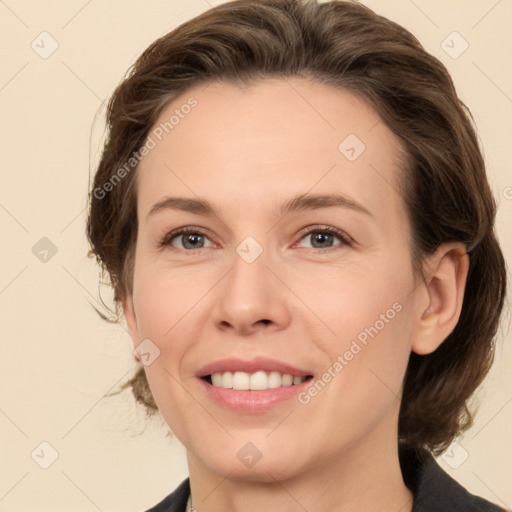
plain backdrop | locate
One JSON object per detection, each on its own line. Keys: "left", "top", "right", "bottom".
{"left": 0, "top": 1, "right": 511, "bottom": 511}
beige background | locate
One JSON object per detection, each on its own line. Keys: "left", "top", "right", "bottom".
{"left": 0, "top": 0, "right": 510, "bottom": 511}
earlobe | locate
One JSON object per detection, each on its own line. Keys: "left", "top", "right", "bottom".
{"left": 411, "top": 243, "right": 469, "bottom": 355}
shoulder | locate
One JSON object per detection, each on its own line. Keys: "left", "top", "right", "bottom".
{"left": 399, "top": 444, "right": 508, "bottom": 512}
{"left": 142, "top": 478, "right": 190, "bottom": 512}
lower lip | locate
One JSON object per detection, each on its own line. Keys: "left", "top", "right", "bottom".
{"left": 197, "top": 377, "right": 313, "bottom": 412}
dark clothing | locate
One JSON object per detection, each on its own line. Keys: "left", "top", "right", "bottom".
{"left": 144, "top": 478, "right": 189, "bottom": 512}
{"left": 144, "top": 444, "right": 507, "bottom": 511}
{"left": 398, "top": 445, "right": 507, "bottom": 511}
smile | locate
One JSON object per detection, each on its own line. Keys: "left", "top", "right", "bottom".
{"left": 195, "top": 358, "right": 315, "bottom": 412}
{"left": 205, "top": 371, "right": 310, "bottom": 390}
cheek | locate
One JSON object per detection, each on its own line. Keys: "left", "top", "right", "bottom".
{"left": 297, "top": 257, "right": 415, "bottom": 383}
{"left": 298, "top": 270, "right": 415, "bottom": 440}
{"left": 131, "top": 268, "right": 199, "bottom": 431}
{"left": 297, "top": 257, "right": 412, "bottom": 331}
{"left": 132, "top": 263, "right": 205, "bottom": 340}
{"left": 130, "top": 264, "right": 214, "bottom": 410}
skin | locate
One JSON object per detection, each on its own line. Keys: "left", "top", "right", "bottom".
{"left": 123, "top": 77, "right": 469, "bottom": 512}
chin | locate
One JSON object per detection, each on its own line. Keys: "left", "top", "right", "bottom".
{"left": 194, "top": 442, "right": 307, "bottom": 482}
{"left": 212, "top": 461, "right": 299, "bottom": 483}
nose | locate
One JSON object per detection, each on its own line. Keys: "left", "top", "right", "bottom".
{"left": 213, "top": 247, "right": 291, "bottom": 336}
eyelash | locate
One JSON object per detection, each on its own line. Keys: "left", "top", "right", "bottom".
{"left": 157, "top": 225, "right": 353, "bottom": 252}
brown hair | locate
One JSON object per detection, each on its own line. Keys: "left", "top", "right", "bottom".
{"left": 86, "top": 0, "right": 508, "bottom": 455}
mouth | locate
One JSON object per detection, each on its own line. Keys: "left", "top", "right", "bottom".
{"left": 196, "top": 357, "right": 314, "bottom": 389}
{"left": 195, "top": 357, "right": 314, "bottom": 411}
{"left": 201, "top": 371, "right": 314, "bottom": 390}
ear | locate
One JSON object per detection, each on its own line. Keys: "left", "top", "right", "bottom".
{"left": 122, "top": 293, "right": 140, "bottom": 350}
{"left": 411, "top": 242, "right": 469, "bottom": 355}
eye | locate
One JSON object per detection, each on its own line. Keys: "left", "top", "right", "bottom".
{"left": 296, "top": 225, "right": 352, "bottom": 251}
{"left": 158, "top": 227, "right": 214, "bottom": 250}
{"left": 158, "top": 225, "right": 352, "bottom": 252}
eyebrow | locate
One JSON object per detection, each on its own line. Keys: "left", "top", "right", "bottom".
{"left": 146, "top": 192, "right": 374, "bottom": 221}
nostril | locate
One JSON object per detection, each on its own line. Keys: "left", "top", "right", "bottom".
{"left": 259, "top": 319, "right": 271, "bottom": 325}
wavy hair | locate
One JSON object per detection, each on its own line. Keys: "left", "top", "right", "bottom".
{"left": 86, "top": 0, "right": 508, "bottom": 455}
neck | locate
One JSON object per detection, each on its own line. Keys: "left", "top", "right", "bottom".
{"left": 186, "top": 430, "right": 413, "bottom": 512}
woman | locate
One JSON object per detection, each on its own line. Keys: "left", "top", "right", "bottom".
{"left": 86, "top": 1, "right": 508, "bottom": 510}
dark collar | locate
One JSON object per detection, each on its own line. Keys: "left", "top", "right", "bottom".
{"left": 399, "top": 444, "right": 506, "bottom": 511}
{"left": 144, "top": 445, "right": 506, "bottom": 511}
{"left": 143, "top": 477, "right": 189, "bottom": 512}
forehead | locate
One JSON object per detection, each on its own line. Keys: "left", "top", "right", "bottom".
{"left": 136, "top": 78, "right": 408, "bottom": 226}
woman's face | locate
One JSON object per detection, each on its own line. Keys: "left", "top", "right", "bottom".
{"left": 124, "top": 78, "right": 428, "bottom": 480}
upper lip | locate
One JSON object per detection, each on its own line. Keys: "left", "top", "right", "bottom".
{"left": 196, "top": 357, "right": 313, "bottom": 378}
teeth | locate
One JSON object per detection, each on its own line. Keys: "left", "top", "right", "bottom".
{"left": 209, "top": 371, "right": 307, "bottom": 390}
{"left": 233, "top": 371, "right": 249, "bottom": 390}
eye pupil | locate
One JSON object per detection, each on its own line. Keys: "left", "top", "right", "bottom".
{"left": 183, "top": 233, "right": 204, "bottom": 249}
{"left": 311, "top": 231, "right": 333, "bottom": 248}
